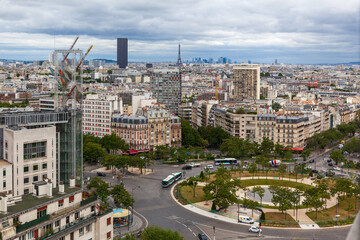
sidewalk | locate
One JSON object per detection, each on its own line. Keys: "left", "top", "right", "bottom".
{"left": 113, "top": 210, "right": 148, "bottom": 238}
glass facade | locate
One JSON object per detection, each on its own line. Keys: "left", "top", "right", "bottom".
{"left": 23, "top": 142, "right": 46, "bottom": 160}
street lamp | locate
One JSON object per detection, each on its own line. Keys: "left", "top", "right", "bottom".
{"left": 237, "top": 195, "right": 240, "bottom": 223}
{"left": 128, "top": 186, "right": 140, "bottom": 230}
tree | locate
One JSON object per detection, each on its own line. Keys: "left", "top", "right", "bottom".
{"left": 111, "top": 184, "right": 135, "bottom": 208}
{"left": 272, "top": 102, "right": 282, "bottom": 112}
{"left": 274, "top": 143, "right": 285, "bottom": 158}
{"left": 278, "top": 164, "right": 287, "bottom": 180}
{"left": 101, "top": 154, "right": 117, "bottom": 173}
{"left": 181, "top": 118, "right": 207, "bottom": 147}
{"left": 303, "top": 186, "right": 326, "bottom": 219}
{"left": 252, "top": 186, "right": 265, "bottom": 207}
{"left": 289, "top": 189, "right": 302, "bottom": 219}
{"left": 100, "top": 133, "right": 129, "bottom": 154}
{"left": 259, "top": 137, "right": 274, "bottom": 155}
{"left": 243, "top": 198, "right": 258, "bottom": 217}
{"left": 269, "top": 186, "right": 292, "bottom": 219}
{"left": 198, "top": 126, "right": 231, "bottom": 148}
{"left": 87, "top": 178, "right": 110, "bottom": 203}
{"left": 247, "top": 163, "right": 258, "bottom": 179}
{"left": 220, "top": 137, "right": 251, "bottom": 158}
{"left": 182, "top": 176, "right": 199, "bottom": 198}
{"left": 301, "top": 148, "right": 312, "bottom": 161}
{"left": 330, "top": 149, "right": 346, "bottom": 165}
{"left": 83, "top": 142, "right": 105, "bottom": 163}
{"left": 343, "top": 138, "right": 360, "bottom": 153}
{"left": 293, "top": 164, "right": 301, "bottom": 182}
{"left": 203, "top": 166, "right": 239, "bottom": 210}
{"left": 140, "top": 226, "right": 184, "bottom": 240}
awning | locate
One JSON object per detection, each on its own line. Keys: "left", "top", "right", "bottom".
{"left": 113, "top": 208, "right": 130, "bottom": 218}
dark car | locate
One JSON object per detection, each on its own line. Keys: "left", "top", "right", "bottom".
{"left": 328, "top": 162, "right": 333, "bottom": 167}
{"left": 312, "top": 169, "right": 319, "bottom": 174}
{"left": 308, "top": 159, "right": 315, "bottom": 163}
{"left": 327, "top": 159, "right": 332, "bottom": 163}
{"left": 182, "top": 165, "right": 192, "bottom": 170}
{"left": 198, "top": 233, "right": 209, "bottom": 240}
{"left": 97, "top": 172, "right": 106, "bottom": 177}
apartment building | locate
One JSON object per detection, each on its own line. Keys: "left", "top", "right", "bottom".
{"left": 212, "top": 108, "right": 257, "bottom": 141}
{"left": 233, "top": 64, "right": 260, "bottom": 101}
{"left": 191, "top": 100, "right": 218, "bottom": 129}
{"left": 150, "top": 69, "right": 182, "bottom": 115}
{"left": 178, "top": 103, "right": 192, "bottom": 122}
{"left": 136, "top": 108, "right": 181, "bottom": 150}
{"left": 276, "top": 116, "right": 308, "bottom": 148}
{"left": 82, "top": 94, "right": 123, "bottom": 137}
{"left": 111, "top": 115, "right": 149, "bottom": 151}
{"left": 0, "top": 184, "right": 113, "bottom": 240}
{"left": 257, "top": 114, "right": 277, "bottom": 143}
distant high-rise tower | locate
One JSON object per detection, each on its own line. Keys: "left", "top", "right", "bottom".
{"left": 233, "top": 63, "right": 260, "bottom": 101}
{"left": 117, "top": 38, "right": 128, "bottom": 68}
{"left": 275, "top": 59, "right": 278, "bottom": 65}
{"left": 176, "top": 44, "right": 182, "bottom": 67}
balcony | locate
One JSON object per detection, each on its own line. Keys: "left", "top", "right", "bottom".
{"left": 16, "top": 215, "right": 50, "bottom": 233}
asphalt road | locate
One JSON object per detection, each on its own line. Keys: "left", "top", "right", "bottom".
{"left": 89, "top": 162, "right": 352, "bottom": 240}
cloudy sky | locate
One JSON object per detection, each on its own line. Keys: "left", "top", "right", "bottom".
{"left": 0, "top": 0, "right": 359, "bottom": 64}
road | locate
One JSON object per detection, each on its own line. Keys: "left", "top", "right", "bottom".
{"left": 86, "top": 162, "right": 352, "bottom": 240}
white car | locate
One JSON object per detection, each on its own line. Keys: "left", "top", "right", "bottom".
{"left": 333, "top": 167, "right": 341, "bottom": 171}
{"left": 249, "top": 226, "right": 262, "bottom": 233}
{"left": 205, "top": 164, "right": 214, "bottom": 170}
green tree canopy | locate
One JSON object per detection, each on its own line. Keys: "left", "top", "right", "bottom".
{"left": 330, "top": 149, "right": 346, "bottom": 165}
{"left": 83, "top": 142, "right": 106, "bottom": 163}
{"left": 198, "top": 126, "right": 231, "bottom": 148}
{"left": 100, "top": 133, "right": 129, "bottom": 153}
{"left": 111, "top": 184, "right": 135, "bottom": 208}
{"left": 269, "top": 186, "right": 293, "bottom": 219}
{"left": 140, "top": 226, "right": 184, "bottom": 240}
{"left": 181, "top": 118, "right": 207, "bottom": 147}
{"left": 86, "top": 177, "right": 110, "bottom": 203}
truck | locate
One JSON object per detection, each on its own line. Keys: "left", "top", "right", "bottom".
{"left": 269, "top": 159, "right": 281, "bottom": 167}
{"left": 238, "top": 215, "right": 254, "bottom": 224}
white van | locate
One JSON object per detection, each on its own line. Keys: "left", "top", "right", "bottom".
{"left": 238, "top": 215, "right": 254, "bottom": 224}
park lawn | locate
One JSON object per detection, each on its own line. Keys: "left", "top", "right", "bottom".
{"left": 306, "top": 196, "right": 360, "bottom": 224}
{"left": 262, "top": 212, "right": 300, "bottom": 228}
{"left": 238, "top": 179, "right": 312, "bottom": 190}
{"left": 180, "top": 185, "right": 206, "bottom": 203}
{"left": 314, "top": 178, "right": 336, "bottom": 188}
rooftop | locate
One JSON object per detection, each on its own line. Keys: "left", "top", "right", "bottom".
{"left": 0, "top": 185, "right": 81, "bottom": 221}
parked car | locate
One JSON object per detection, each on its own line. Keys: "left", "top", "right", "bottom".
{"left": 327, "top": 159, "right": 332, "bottom": 163}
{"left": 333, "top": 167, "right": 341, "bottom": 171}
{"left": 249, "top": 226, "right": 262, "bottom": 233}
{"left": 198, "top": 233, "right": 209, "bottom": 240}
{"left": 96, "top": 172, "right": 106, "bottom": 177}
{"left": 312, "top": 169, "right": 319, "bottom": 174}
{"left": 328, "top": 162, "right": 333, "bottom": 167}
{"left": 205, "top": 164, "right": 214, "bottom": 170}
{"left": 182, "top": 165, "right": 192, "bottom": 170}
{"left": 308, "top": 159, "right": 315, "bottom": 163}
{"left": 239, "top": 215, "right": 254, "bottom": 224}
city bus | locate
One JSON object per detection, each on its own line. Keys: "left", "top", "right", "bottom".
{"left": 161, "top": 172, "right": 183, "bottom": 188}
{"left": 214, "top": 158, "right": 237, "bottom": 166}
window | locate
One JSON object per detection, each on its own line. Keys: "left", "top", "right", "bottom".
{"left": 106, "top": 217, "right": 111, "bottom": 225}
{"left": 18, "top": 235, "right": 25, "bottom": 240}
{"left": 69, "top": 195, "right": 74, "bottom": 203}
{"left": 55, "top": 220, "right": 60, "bottom": 227}
{"left": 24, "top": 188, "right": 29, "bottom": 194}
{"left": 58, "top": 199, "right": 64, "bottom": 207}
{"left": 28, "top": 231, "right": 34, "bottom": 239}
{"left": 24, "top": 178, "right": 29, "bottom": 184}
{"left": 5, "top": 141, "right": 7, "bottom": 149}
{"left": 42, "top": 163, "right": 47, "bottom": 169}
{"left": 75, "top": 212, "right": 79, "bottom": 219}
{"left": 3, "top": 182, "right": 5, "bottom": 188}
{"left": 2, "top": 221, "right": 9, "bottom": 228}
{"left": 3, "top": 170, "right": 5, "bottom": 176}
{"left": 33, "top": 165, "right": 38, "bottom": 171}
{"left": 86, "top": 224, "right": 91, "bottom": 232}
{"left": 33, "top": 176, "right": 38, "bottom": 182}
{"left": 37, "top": 206, "right": 47, "bottom": 218}
{"left": 79, "top": 227, "right": 84, "bottom": 236}
{"left": 43, "top": 174, "right": 47, "bottom": 180}
{"left": 107, "top": 232, "right": 111, "bottom": 239}
{"left": 23, "top": 141, "right": 46, "bottom": 160}
{"left": 24, "top": 166, "right": 29, "bottom": 172}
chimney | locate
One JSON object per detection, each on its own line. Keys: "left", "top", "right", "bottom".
{"left": 69, "top": 176, "right": 75, "bottom": 188}
{"left": 0, "top": 195, "right": 7, "bottom": 213}
{"left": 59, "top": 181, "right": 65, "bottom": 194}
{"left": 47, "top": 179, "right": 52, "bottom": 197}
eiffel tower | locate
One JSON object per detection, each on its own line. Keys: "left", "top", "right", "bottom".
{"left": 176, "top": 44, "right": 182, "bottom": 67}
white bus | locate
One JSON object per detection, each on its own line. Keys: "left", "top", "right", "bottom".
{"left": 214, "top": 158, "right": 237, "bottom": 166}
{"left": 161, "top": 172, "right": 183, "bottom": 188}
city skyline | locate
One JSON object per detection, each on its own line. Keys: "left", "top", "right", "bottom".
{"left": 0, "top": 0, "right": 359, "bottom": 64}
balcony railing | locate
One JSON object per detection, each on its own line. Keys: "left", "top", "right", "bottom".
{"left": 16, "top": 215, "right": 50, "bottom": 233}
{"left": 80, "top": 195, "right": 97, "bottom": 206}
